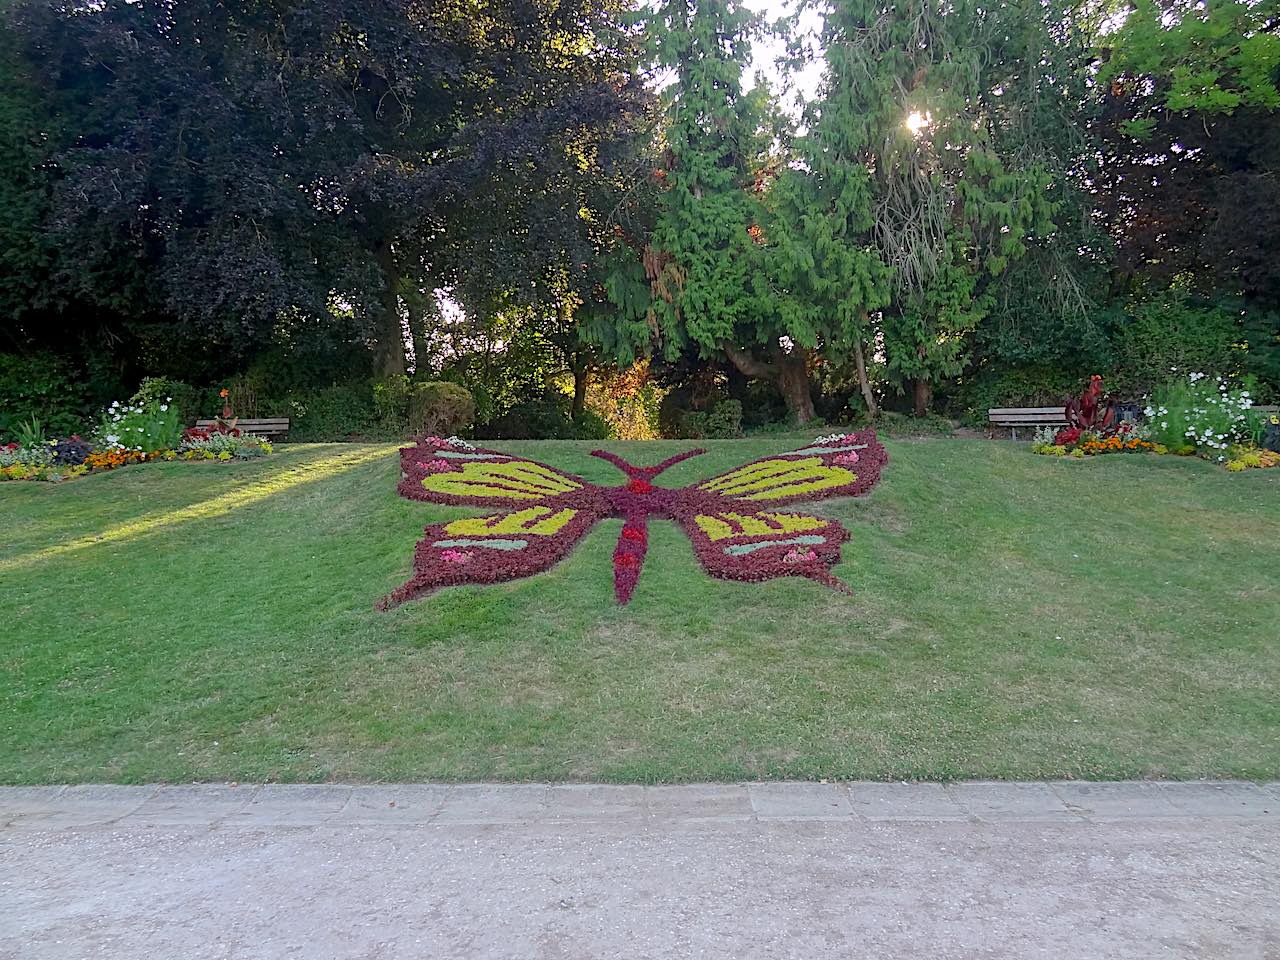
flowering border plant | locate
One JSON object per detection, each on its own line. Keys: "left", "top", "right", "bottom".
{"left": 1144, "top": 372, "right": 1258, "bottom": 460}
{"left": 96, "top": 396, "right": 182, "bottom": 455}
{"left": 1032, "top": 420, "right": 1158, "bottom": 459}
{"left": 178, "top": 420, "right": 272, "bottom": 461}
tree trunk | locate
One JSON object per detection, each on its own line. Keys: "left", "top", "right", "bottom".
{"left": 853, "top": 340, "right": 878, "bottom": 418}
{"left": 571, "top": 357, "right": 589, "bottom": 422}
{"left": 373, "top": 243, "right": 406, "bottom": 378}
{"left": 778, "top": 352, "right": 817, "bottom": 425}
{"left": 914, "top": 378, "right": 932, "bottom": 417}
{"left": 721, "top": 340, "right": 817, "bottom": 426}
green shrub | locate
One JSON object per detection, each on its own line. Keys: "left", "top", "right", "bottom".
{"left": 681, "top": 398, "right": 744, "bottom": 438}
{"left": 476, "top": 390, "right": 609, "bottom": 440}
{"left": 130, "top": 377, "right": 206, "bottom": 425}
{"left": 1114, "top": 298, "right": 1246, "bottom": 396}
{"left": 858, "top": 411, "right": 955, "bottom": 437}
{"left": 0, "top": 352, "right": 91, "bottom": 439}
{"left": 947, "top": 365, "right": 1085, "bottom": 425}
{"left": 372, "top": 377, "right": 476, "bottom": 439}
{"left": 408, "top": 381, "right": 475, "bottom": 437}
{"left": 287, "top": 383, "right": 380, "bottom": 441}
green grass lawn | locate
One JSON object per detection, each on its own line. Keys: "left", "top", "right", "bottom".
{"left": 2, "top": 438, "right": 1278, "bottom": 784}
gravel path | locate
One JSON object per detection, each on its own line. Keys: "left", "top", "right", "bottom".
{"left": 3, "top": 781, "right": 1277, "bottom": 959}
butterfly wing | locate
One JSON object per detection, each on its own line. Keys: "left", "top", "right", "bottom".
{"left": 692, "top": 429, "right": 887, "bottom": 506}
{"left": 382, "top": 439, "right": 608, "bottom": 608}
{"left": 673, "top": 430, "right": 888, "bottom": 592}
{"left": 674, "top": 504, "right": 852, "bottom": 593}
{"left": 396, "top": 439, "right": 594, "bottom": 507}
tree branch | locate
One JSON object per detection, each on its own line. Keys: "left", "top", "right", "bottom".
{"left": 720, "top": 340, "right": 776, "bottom": 379}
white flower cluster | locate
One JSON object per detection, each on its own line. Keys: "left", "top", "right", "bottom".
{"left": 812, "top": 433, "right": 851, "bottom": 445}
{"left": 1143, "top": 403, "right": 1171, "bottom": 429}
{"left": 99, "top": 396, "right": 176, "bottom": 451}
{"left": 1175, "top": 374, "right": 1252, "bottom": 451}
{"left": 445, "top": 436, "right": 476, "bottom": 450}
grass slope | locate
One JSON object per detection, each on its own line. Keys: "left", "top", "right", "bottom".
{"left": 2, "top": 439, "right": 1277, "bottom": 784}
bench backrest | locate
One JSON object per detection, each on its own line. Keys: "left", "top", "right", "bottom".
{"left": 194, "top": 418, "right": 290, "bottom": 437}
{"left": 991, "top": 404, "right": 1278, "bottom": 427}
{"left": 988, "top": 407, "right": 1068, "bottom": 425}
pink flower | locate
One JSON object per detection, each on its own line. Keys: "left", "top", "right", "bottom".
{"left": 832, "top": 451, "right": 860, "bottom": 465}
{"left": 783, "top": 547, "right": 817, "bottom": 564}
{"left": 440, "top": 549, "right": 472, "bottom": 564}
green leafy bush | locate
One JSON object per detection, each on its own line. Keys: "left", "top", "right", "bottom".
{"left": 287, "top": 383, "right": 380, "bottom": 441}
{"left": 130, "top": 377, "right": 206, "bottom": 425}
{"left": 408, "top": 381, "right": 474, "bottom": 437}
{"left": 947, "top": 365, "right": 1085, "bottom": 425}
{"left": 476, "top": 390, "right": 609, "bottom": 440}
{"left": 681, "top": 398, "right": 744, "bottom": 438}
{"left": 1114, "top": 299, "right": 1246, "bottom": 396}
{"left": 0, "top": 352, "right": 91, "bottom": 439}
{"left": 373, "top": 377, "right": 476, "bottom": 439}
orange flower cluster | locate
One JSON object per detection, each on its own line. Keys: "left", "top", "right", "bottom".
{"left": 1080, "top": 437, "right": 1154, "bottom": 455}
{"left": 85, "top": 449, "right": 149, "bottom": 471}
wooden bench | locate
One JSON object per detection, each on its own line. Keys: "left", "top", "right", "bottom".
{"left": 988, "top": 407, "right": 1067, "bottom": 440}
{"left": 990, "top": 404, "right": 1279, "bottom": 440}
{"left": 194, "top": 417, "right": 290, "bottom": 440}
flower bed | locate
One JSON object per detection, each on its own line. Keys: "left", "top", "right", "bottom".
{"left": 1, "top": 393, "right": 272, "bottom": 482}
{"left": 178, "top": 422, "right": 272, "bottom": 461}
{"left": 381, "top": 432, "right": 888, "bottom": 608}
{"left": 1030, "top": 373, "right": 1275, "bottom": 470}
{"left": 1032, "top": 421, "right": 1158, "bottom": 459}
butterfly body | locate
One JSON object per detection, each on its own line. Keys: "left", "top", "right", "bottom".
{"left": 380, "top": 433, "right": 887, "bottom": 609}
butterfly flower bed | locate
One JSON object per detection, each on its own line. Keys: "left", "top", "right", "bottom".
{"left": 381, "top": 432, "right": 888, "bottom": 609}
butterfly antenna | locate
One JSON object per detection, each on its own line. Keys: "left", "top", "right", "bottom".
{"left": 589, "top": 447, "right": 706, "bottom": 479}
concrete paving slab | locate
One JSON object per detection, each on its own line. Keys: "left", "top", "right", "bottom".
{"left": 337, "top": 785, "right": 450, "bottom": 824}
{"left": 1158, "top": 781, "right": 1277, "bottom": 817}
{"left": 4, "top": 785, "right": 154, "bottom": 831}
{"left": 847, "top": 781, "right": 968, "bottom": 820}
{"left": 544, "top": 785, "right": 647, "bottom": 822}
{"left": 748, "top": 781, "right": 853, "bottom": 820}
{"left": 222, "top": 784, "right": 354, "bottom": 826}
{"left": 644, "top": 783, "right": 753, "bottom": 821}
{"left": 125, "top": 783, "right": 255, "bottom": 825}
{"left": 948, "top": 781, "right": 1077, "bottom": 821}
{"left": 0, "top": 786, "right": 67, "bottom": 815}
{"left": 1052, "top": 780, "right": 1182, "bottom": 819}
{"left": 434, "top": 784, "right": 550, "bottom": 823}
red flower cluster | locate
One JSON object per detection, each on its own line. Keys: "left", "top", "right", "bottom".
{"left": 1054, "top": 426, "right": 1082, "bottom": 446}
{"left": 183, "top": 423, "right": 240, "bottom": 441}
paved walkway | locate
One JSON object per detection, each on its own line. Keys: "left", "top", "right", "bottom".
{"left": 3, "top": 782, "right": 1277, "bottom": 959}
